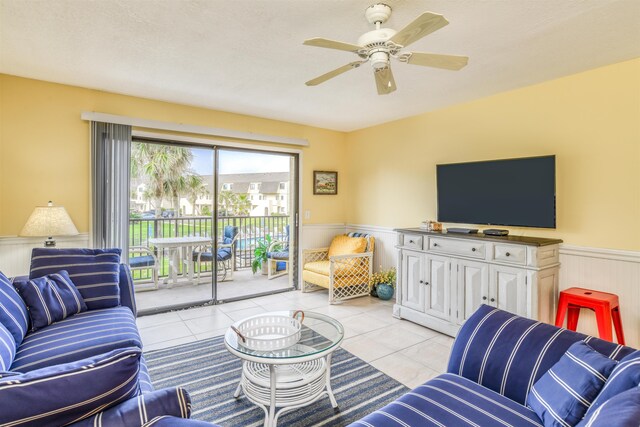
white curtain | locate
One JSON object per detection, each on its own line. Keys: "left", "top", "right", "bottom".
{"left": 91, "top": 122, "right": 131, "bottom": 254}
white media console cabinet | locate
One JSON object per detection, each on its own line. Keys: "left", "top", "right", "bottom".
{"left": 393, "top": 228, "right": 563, "bottom": 336}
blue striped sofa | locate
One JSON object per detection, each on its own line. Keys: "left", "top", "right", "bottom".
{"left": 0, "top": 248, "right": 210, "bottom": 426}
{"left": 351, "top": 304, "right": 639, "bottom": 427}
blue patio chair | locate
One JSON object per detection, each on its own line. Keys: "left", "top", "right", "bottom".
{"left": 192, "top": 226, "right": 239, "bottom": 282}
{"left": 267, "top": 224, "right": 290, "bottom": 280}
{"left": 128, "top": 246, "right": 159, "bottom": 290}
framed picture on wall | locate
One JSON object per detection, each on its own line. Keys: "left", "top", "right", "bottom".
{"left": 313, "top": 171, "right": 338, "bottom": 195}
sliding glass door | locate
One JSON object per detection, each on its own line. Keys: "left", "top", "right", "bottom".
{"left": 128, "top": 139, "right": 298, "bottom": 313}
{"left": 215, "top": 148, "right": 297, "bottom": 302}
{"left": 129, "top": 141, "right": 215, "bottom": 311}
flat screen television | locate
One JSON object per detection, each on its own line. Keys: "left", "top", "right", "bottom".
{"left": 436, "top": 155, "right": 556, "bottom": 228}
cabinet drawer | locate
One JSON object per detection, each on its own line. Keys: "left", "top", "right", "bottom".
{"left": 402, "top": 234, "right": 423, "bottom": 250}
{"left": 493, "top": 244, "right": 526, "bottom": 265}
{"left": 429, "top": 237, "right": 485, "bottom": 259}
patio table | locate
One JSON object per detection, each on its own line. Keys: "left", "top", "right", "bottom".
{"left": 148, "top": 236, "right": 211, "bottom": 286}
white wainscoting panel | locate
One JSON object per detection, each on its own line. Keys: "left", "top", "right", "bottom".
{"left": 300, "top": 224, "right": 347, "bottom": 251}
{"left": 0, "top": 234, "right": 90, "bottom": 277}
{"left": 559, "top": 245, "right": 640, "bottom": 348}
{"left": 346, "top": 224, "right": 398, "bottom": 271}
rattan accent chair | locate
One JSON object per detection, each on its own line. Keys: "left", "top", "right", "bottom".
{"left": 302, "top": 232, "right": 374, "bottom": 304}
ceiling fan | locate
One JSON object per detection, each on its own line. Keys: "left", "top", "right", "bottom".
{"left": 303, "top": 3, "right": 468, "bottom": 95}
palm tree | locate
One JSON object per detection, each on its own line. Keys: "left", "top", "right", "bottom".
{"left": 131, "top": 143, "right": 193, "bottom": 217}
{"left": 235, "top": 194, "right": 252, "bottom": 216}
{"left": 218, "top": 190, "right": 235, "bottom": 217}
{"left": 184, "top": 174, "right": 209, "bottom": 215}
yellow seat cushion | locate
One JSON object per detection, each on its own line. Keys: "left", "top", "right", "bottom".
{"left": 302, "top": 267, "right": 369, "bottom": 289}
{"left": 328, "top": 235, "right": 367, "bottom": 258}
{"left": 303, "top": 261, "right": 369, "bottom": 289}
{"left": 304, "top": 260, "right": 331, "bottom": 276}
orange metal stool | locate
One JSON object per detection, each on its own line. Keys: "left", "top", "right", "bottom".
{"left": 555, "top": 287, "right": 625, "bottom": 345}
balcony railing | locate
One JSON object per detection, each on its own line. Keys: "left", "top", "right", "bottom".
{"left": 129, "top": 215, "right": 289, "bottom": 280}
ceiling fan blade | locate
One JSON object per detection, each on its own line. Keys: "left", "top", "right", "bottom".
{"left": 389, "top": 12, "right": 449, "bottom": 48}
{"left": 303, "top": 37, "right": 362, "bottom": 53}
{"left": 305, "top": 61, "right": 365, "bottom": 86}
{"left": 374, "top": 67, "right": 397, "bottom": 95}
{"left": 407, "top": 52, "right": 469, "bottom": 70}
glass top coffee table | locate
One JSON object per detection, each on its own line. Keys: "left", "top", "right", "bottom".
{"left": 224, "top": 310, "right": 344, "bottom": 427}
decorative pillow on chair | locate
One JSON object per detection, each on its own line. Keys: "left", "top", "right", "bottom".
{"left": 328, "top": 235, "right": 367, "bottom": 258}
{"left": 0, "top": 271, "right": 29, "bottom": 346}
{"left": 576, "top": 386, "right": 640, "bottom": 427}
{"left": 14, "top": 270, "right": 87, "bottom": 331}
{"left": 526, "top": 341, "right": 617, "bottom": 427}
{"left": 586, "top": 350, "right": 640, "bottom": 416}
{"left": 30, "top": 248, "right": 121, "bottom": 310}
{"left": 0, "top": 347, "right": 141, "bottom": 427}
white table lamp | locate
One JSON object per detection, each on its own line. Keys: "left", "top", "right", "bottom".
{"left": 19, "top": 201, "right": 79, "bottom": 247}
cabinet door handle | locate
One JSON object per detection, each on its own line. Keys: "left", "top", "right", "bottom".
{"left": 505, "top": 252, "right": 511, "bottom": 257}
{"left": 490, "top": 298, "right": 495, "bottom": 302}
{"left": 419, "top": 280, "right": 423, "bottom": 284}
{"left": 433, "top": 243, "right": 438, "bottom": 247}
{"left": 482, "top": 296, "right": 487, "bottom": 300}
{"left": 425, "top": 282, "right": 429, "bottom": 286}
{"left": 409, "top": 240, "right": 414, "bottom": 244}
{"left": 471, "top": 247, "right": 476, "bottom": 252}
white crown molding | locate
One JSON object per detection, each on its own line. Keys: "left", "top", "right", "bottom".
{"left": 81, "top": 112, "right": 309, "bottom": 147}
{"left": 0, "top": 233, "right": 89, "bottom": 246}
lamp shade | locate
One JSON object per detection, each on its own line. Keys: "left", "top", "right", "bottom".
{"left": 19, "top": 202, "right": 79, "bottom": 237}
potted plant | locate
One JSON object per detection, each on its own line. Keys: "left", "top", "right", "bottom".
{"left": 251, "top": 234, "right": 278, "bottom": 275}
{"left": 369, "top": 267, "right": 396, "bottom": 301}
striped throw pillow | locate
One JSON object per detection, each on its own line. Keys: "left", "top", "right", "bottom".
{"left": 0, "top": 347, "right": 141, "bottom": 426}
{"left": 587, "top": 350, "right": 640, "bottom": 416}
{"left": 0, "top": 322, "right": 15, "bottom": 374}
{"left": 15, "top": 271, "right": 87, "bottom": 331}
{"left": 577, "top": 386, "right": 640, "bottom": 427}
{"left": 527, "top": 341, "right": 617, "bottom": 427}
{"left": 30, "top": 248, "right": 121, "bottom": 310}
{"left": 0, "top": 272, "right": 29, "bottom": 346}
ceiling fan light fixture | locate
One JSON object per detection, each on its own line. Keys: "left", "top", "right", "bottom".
{"left": 370, "top": 50, "right": 390, "bottom": 69}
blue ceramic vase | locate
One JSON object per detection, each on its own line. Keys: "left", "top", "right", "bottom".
{"left": 376, "top": 283, "right": 394, "bottom": 300}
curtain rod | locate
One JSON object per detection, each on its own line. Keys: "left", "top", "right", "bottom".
{"left": 80, "top": 112, "right": 309, "bottom": 147}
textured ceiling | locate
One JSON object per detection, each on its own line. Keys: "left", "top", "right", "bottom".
{"left": 1, "top": 0, "right": 639, "bottom": 131}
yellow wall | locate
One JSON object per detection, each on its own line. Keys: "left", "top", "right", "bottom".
{"left": 2, "top": 58, "right": 639, "bottom": 250}
{"left": 346, "top": 58, "right": 640, "bottom": 250}
{"left": 0, "top": 75, "right": 348, "bottom": 235}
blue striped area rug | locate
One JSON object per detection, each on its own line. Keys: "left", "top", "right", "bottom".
{"left": 144, "top": 335, "right": 409, "bottom": 426}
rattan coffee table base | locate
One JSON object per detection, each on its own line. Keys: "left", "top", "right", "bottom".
{"left": 234, "top": 355, "right": 338, "bottom": 427}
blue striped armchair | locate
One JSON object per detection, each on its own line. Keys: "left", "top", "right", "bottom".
{"left": 351, "top": 305, "right": 639, "bottom": 427}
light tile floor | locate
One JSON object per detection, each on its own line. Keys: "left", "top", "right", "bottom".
{"left": 137, "top": 290, "right": 453, "bottom": 389}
